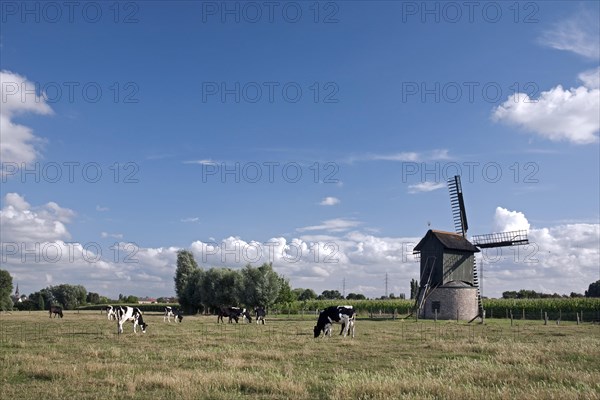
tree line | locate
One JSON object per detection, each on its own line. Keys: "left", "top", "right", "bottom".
{"left": 502, "top": 282, "right": 600, "bottom": 299}
{"left": 0, "top": 268, "right": 144, "bottom": 311}
{"left": 174, "top": 250, "right": 293, "bottom": 313}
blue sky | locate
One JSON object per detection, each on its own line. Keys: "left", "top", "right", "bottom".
{"left": 1, "top": 1, "right": 599, "bottom": 299}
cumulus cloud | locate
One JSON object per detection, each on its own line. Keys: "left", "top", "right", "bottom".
{"left": 494, "top": 8, "right": 600, "bottom": 145}
{"left": 2, "top": 194, "right": 597, "bottom": 299}
{"left": 0, "top": 70, "right": 53, "bottom": 166}
{"left": 1, "top": 194, "right": 181, "bottom": 296}
{"left": 480, "top": 222, "right": 599, "bottom": 297}
{"left": 492, "top": 78, "right": 600, "bottom": 144}
{"left": 408, "top": 181, "right": 446, "bottom": 194}
{"left": 319, "top": 197, "right": 340, "bottom": 206}
{"left": 187, "top": 233, "right": 419, "bottom": 295}
{"left": 1, "top": 193, "right": 74, "bottom": 242}
{"left": 493, "top": 207, "right": 531, "bottom": 232}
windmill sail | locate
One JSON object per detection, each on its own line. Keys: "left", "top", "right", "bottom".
{"left": 472, "top": 230, "right": 529, "bottom": 248}
{"left": 448, "top": 175, "right": 469, "bottom": 237}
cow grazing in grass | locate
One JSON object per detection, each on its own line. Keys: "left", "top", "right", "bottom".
{"left": 254, "top": 306, "right": 266, "bottom": 325}
{"left": 173, "top": 309, "right": 183, "bottom": 323}
{"left": 314, "top": 306, "right": 355, "bottom": 338}
{"left": 116, "top": 306, "right": 147, "bottom": 334}
{"left": 106, "top": 305, "right": 117, "bottom": 321}
{"left": 217, "top": 307, "right": 252, "bottom": 324}
{"left": 164, "top": 306, "right": 174, "bottom": 322}
{"left": 49, "top": 306, "right": 63, "bottom": 318}
{"left": 164, "top": 306, "right": 183, "bottom": 323}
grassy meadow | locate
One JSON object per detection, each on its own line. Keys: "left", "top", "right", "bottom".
{"left": 1, "top": 311, "right": 599, "bottom": 399}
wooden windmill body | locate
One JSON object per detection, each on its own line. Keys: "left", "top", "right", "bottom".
{"left": 412, "top": 176, "right": 529, "bottom": 321}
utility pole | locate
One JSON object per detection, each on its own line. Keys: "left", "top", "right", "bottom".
{"left": 342, "top": 278, "right": 346, "bottom": 298}
{"left": 385, "top": 273, "right": 388, "bottom": 298}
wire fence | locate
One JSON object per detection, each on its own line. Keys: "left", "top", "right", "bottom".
{"left": 2, "top": 319, "right": 597, "bottom": 346}
{"left": 0, "top": 322, "right": 106, "bottom": 343}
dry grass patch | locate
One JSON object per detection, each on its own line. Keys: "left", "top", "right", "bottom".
{"left": 1, "top": 313, "right": 599, "bottom": 399}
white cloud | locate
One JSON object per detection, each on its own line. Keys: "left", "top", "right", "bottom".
{"left": 493, "top": 207, "right": 531, "bottom": 232}
{"left": 345, "top": 149, "right": 450, "bottom": 163}
{"left": 495, "top": 9, "right": 600, "bottom": 145}
{"left": 480, "top": 222, "right": 599, "bottom": 297}
{"left": 408, "top": 181, "right": 446, "bottom": 194}
{"left": 492, "top": 79, "right": 600, "bottom": 145}
{"left": 181, "top": 217, "right": 200, "bottom": 223}
{"left": 1, "top": 193, "right": 74, "bottom": 242}
{"left": 319, "top": 197, "right": 340, "bottom": 206}
{"left": 539, "top": 11, "right": 600, "bottom": 59}
{"left": 297, "top": 218, "right": 361, "bottom": 233}
{"left": 96, "top": 205, "right": 109, "bottom": 212}
{"left": 2, "top": 195, "right": 597, "bottom": 299}
{"left": 0, "top": 70, "right": 53, "bottom": 166}
{"left": 101, "top": 232, "right": 123, "bottom": 239}
{"left": 1, "top": 195, "right": 181, "bottom": 297}
{"left": 578, "top": 67, "right": 600, "bottom": 89}
{"left": 183, "top": 159, "right": 218, "bottom": 165}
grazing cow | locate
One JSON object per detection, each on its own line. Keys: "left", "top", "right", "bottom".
{"left": 314, "top": 306, "right": 355, "bottom": 338}
{"left": 106, "top": 305, "right": 117, "bottom": 321}
{"left": 164, "top": 306, "right": 174, "bottom": 322}
{"left": 173, "top": 309, "right": 183, "bottom": 323}
{"left": 164, "top": 306, "right": 183, "bottom": 323}
{"left": 49, "top": 306, "right": 63, "bottom": 318}
{"left": 254, "top": 306, "right": 266, "bottom": 325}
{"left": 116, "top": 306, "right": 147, "bottom": 334}
{"left": 217, "top": 307, "right": 252, "bottom": 324}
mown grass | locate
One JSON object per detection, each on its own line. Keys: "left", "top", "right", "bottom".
{"left": 1, "top": 311, "right": 599, "bottom": 399}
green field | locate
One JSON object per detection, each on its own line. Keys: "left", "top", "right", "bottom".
{"left": 1, "top": 311, "right": 599, "bottom": 399}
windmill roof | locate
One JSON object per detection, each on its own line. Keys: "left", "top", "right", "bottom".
{"left": 413, "top": 230, "right": 480, "bottom": 253}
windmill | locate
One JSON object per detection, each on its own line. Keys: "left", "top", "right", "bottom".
{"left": 412, "top": 175, "right": 529, "bottom": 322}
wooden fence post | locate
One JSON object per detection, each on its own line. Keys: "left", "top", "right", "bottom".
{"left": 510, "top": 310, "right": 513, "bottom": 327}
{"left": 544, "top": 312, "right": 548, "bottom": 325}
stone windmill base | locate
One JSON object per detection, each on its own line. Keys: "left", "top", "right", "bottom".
{"left": 420, "top": 281, "right": 478, "bottom": 320}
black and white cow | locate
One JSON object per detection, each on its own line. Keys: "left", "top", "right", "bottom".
{"left": 217, "top": 307, "right": 252, "bottom": 324}
{"left": 164, "top": 306, "right": 183, "bottom": 323}
{"left": 313, "top": 306, "right": 355, "bottom": 338}
{"left": 49, "top": 305, "right": 63, "bottom": 318}
{"left": 116, "top": 306, "right": 147, "bottom": 334}
{"left": 254, "top": 306, "right": 266, "bottom": 325}
{"left": 106, "top": 305, "right": 117, "bottom": 321}
{"left": 173, "top": 309, "right": 183, "bottom": 323}
{"left": 164, "top": 306, "right": 174, "bottom": 322}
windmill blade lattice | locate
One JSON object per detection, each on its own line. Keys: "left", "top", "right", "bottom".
{"left": 448, "top": 175, "right": 469, "bottom": 237}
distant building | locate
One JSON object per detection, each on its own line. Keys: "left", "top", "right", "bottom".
{"left": 11, "top": 284, "right": 25, "bottom": 304}
{"left": 137, "top": 297, "right": 157, "bottom": 304}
